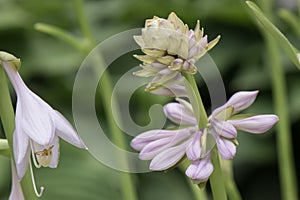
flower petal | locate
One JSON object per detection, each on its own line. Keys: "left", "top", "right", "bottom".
{"left": 9, "top": 160, "right": 25, "bottom": 200}
{"left": 139, "top": 128, "right": 193, "bottom": 160}
{"left": 185, "top": 156, "right": 213, "bottom": 183}
{"left": 49, "top": 136, "right": 60, "bottom": 168}
{"left": 211, "top": 119, "right": 237, "bottom": 139}
{"left": 228, "top": 114, "right": 279, "bottom": 134}
{"left": 149, "top": 143, "right": 187, "bottom": 171}
{"left": 14, "top": 143, "right": 30, "bottom": 180}
{"left": 150, "top": 84, "right": 187, "bottom": 97}
{"left": 212, "top": 91, "right": 258, "bottom": 116}
{"left": 53, "top": 111, "right": 86, "bottom": 149}
{"left": 20, "top": 91, "right": 55, "bottom": 146}
{"left": 215, "top": 136, "right": 236, "bottom": 160}
{"left": 13, "top": 106, "right": 30, "bottom": 165}
{"left": 164, "top": 102, "right": 196, "bottom": 126}
{"left": 186, "top": 131, "right": 202, "bottom": 161}
{"left": 131, "top": 129, "right": 181, "bottom": 151}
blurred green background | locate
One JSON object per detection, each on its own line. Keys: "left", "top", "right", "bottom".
{"left": 0, "top": 0, "right": 299, "bottom": 199}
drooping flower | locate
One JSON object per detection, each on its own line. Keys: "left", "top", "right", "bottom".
{"left": 0, "top": 52, "right": 87, "bottom": 180}
{"left": 208, "top": 91, "right": 279, "bottom": 159}
{"left": 131, "top": 98, "right": 213, "bottom": 183}
{"left": 133, "top": 12, "right": 220, "bottom": 94}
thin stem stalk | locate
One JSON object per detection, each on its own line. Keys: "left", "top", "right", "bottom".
{"left": 73, "top": 1, "right": 137, "bottom": 200}
{"left": 265, "top": 34, "right": 298, "bottom": 200}
{"left": 0, "top": 66, "right": 37, "bottom": 199}
{"left": 183, "top": 73, "right": 227, "bottom": 200}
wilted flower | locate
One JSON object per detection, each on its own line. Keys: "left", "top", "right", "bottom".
{"left": 208, "top": 91, "right": 279, "bottom": 159}
{"left": 133, "top": 12, "right": 220, "bottom": 94}
{"left": 0, "top": 52, "right": 87, "bottom": 181}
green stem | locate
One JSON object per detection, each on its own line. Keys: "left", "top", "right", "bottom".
{"left": 0, "top": 66, "right": 37, "bottom": 199}
{"left": 221, "top": 160, "right": 242, "bottom": 200}
{"left": 183, "top": 73, "right": 227, "bottom": 200}
{"left": 258, "top": 1, "right": 298, "bottom": 198}
{"left": 73, "top": 1, "right": 137, "bottom": 200}
{"left": 34, "top": 23, "right": 88, "bottom": 52}
{"left": 74, "top": 0, "right": 94, "bottom": 44}
{"left": 265, "top": 34, "right": 298, "bottom": 200}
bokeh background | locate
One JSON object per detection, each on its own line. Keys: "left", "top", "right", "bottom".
{"left": 0, "top": 0, "right": 299, "bottom": 199}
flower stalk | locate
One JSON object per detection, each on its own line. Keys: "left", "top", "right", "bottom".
{"left": 265, "top": 34, "right": 298, "bottom": 200}
{"left": 73, "top": 1, "right": 138, "bottom": 200}
{"left": 183, "top": 73, "right": 227, "bottom": 200}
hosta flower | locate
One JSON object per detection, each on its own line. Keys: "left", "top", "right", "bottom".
{"left": 133, "top": 12, "right": 220, "bottom": 93}
{"left": 131, "top": 91, "right": 279, "bottom": 183}
{"left": 0, "top": 52, "right": 87, "bottom": 180}
{"left": 209, "top": 91, "right": 279, "bottom": 159}
{"left": 131, "top": 98, "right": 213, "bottom": 183}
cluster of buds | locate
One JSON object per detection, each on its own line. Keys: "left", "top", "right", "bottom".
{"left": 133, "top": 12, "right": 220, "bottom": 94}
{"left": 131, "top": 93, "right": 278, "bottom": 183}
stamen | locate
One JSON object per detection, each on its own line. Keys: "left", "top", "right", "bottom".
{"left": 30, "top": 142, "right": 41, "bottom": 168}
{"left": 29, "top": 161, "right": 44, "bottom": 197}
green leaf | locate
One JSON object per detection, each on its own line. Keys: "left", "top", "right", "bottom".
{"left": 278, "top": 9, "right": 300, "bottom": 39}
{"left": 246, "top": 1, "right": 300, "bottom": 70}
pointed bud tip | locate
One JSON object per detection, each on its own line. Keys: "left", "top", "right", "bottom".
{"left": 0, "top": 51, "right": 21, "bottom": 70}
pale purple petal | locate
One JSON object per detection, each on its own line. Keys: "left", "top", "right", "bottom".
{"left": 49, "top": 136, "right": 60, "bottom": 168}
{"left": 211, "top": 118, "right": 237, "bottom": 139}
{"left": 228, "top": 114, "right": 279, "bottom": 134}
{"left": 225, "top": 91, "right": 258, "bottom": 113}
{"left": 13, "top": 107, "right": 30, "bottom": 164}
{"left": 150, "top": 84, "right": 187, "bottom": 97}
{"left": 164, "top": 102, "right": 196, "bottom": 125}
{"left": 13, "top": 114, "right": 31, "bottom": 180}
{"left": 186, "top": 131, "right": 202, "bottom": 161}
{"left": 215, "top": 136, "right": 236, "bottom": 160}
{"left": 14, "top": 144, "right": 30, "bottom": 180}
{"left": 53, "top": 111, "right": 86, "bottom": 149}
{"left": 9, "top": 160, "right": 25, "bottom": 200}
{"left": 149, "top": 143, "right": 187, "bottom": 171}
{"left": 212, "top": 91, "right": 258, "bottom": 116}
{"left": 185, "top": 156, "right": 213, "bottom": 183}
{"left": 131, "top": 129, "right": 185, "bottom": 151}
{"left": 139, "top": 128, "right": 193, "bottom": 160}
{"left": 20, "top": 92, "right": 55, "bottom": 146}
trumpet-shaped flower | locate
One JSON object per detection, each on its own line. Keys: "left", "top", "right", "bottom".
{"left": 1, "top": 52, "right": 87, "bottom": 180}
{"left": 133, "top": 12, "right": 220, "bottom": 94}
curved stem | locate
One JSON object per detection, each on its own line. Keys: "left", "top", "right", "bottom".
{"left": 73, "top": 1, "right": 138, "bottom": 200}
{"left": 183, "top": 73, "right": 227, "bottom": 200}
{"left": 0, "top": 66, "right": 37, "bottom": 199}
